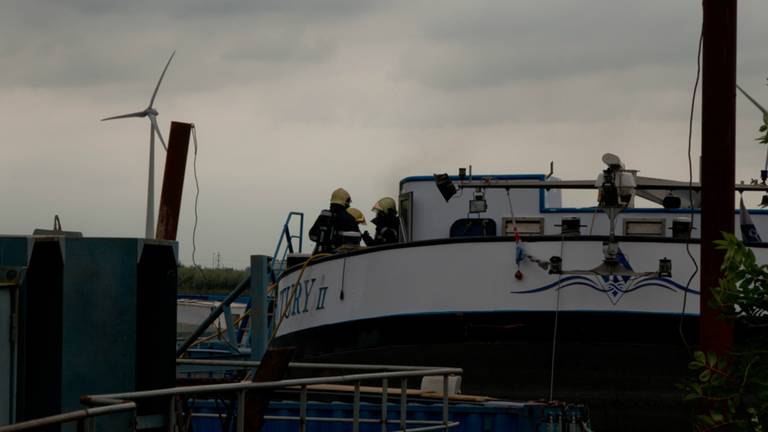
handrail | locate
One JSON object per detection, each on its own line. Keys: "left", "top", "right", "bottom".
{"left": 452, "top": 177, "right": 768, "bottom": 192}
{"left": 0, "top": 401, "right": 136, "bottom": 432}
{"left": 85, "top": 367, "right": 462, "bottom": 400}
{"left": 105, "top": 365, "right": 460, "bottom": 432}
{"left": 270, "top": 211, "right": 304, "bottom": 282}
{"left": 4, "top": 365, "right": 463, "bottom": 432}
{"left": 176, "top": 358, "right": 446, "bottom": 371}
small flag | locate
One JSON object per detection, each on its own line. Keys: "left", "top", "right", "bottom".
{"left": 740, "top": 196, "right": 762, "bottom": 243}
{"left": 515, "top": 244, "right": 525, "bottom": 265}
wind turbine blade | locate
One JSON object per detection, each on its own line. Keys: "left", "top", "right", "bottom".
{"left": 150, "top": 115, "right": 167, "bottom": 151}
{"left": 101, "top": 110, "right": 148, "bottom": 121}
{"left": 737, "top": 84, "right": 768, "bottom": 117}
{"left": 148, "top": 50, "right": 175, "bottom": 109}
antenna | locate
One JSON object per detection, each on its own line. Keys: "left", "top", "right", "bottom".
{"left": 101, "top": 51, "right": 176, "bottom": 238}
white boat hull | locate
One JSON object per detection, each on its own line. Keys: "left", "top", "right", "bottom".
{"left": 274, "top": 237, "right": 731, "bottom": 339}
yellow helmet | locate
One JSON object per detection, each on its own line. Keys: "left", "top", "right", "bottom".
{"left": 347, "top": 208, "right": 367, "bottom": 225}
{"left": 372, "top": 197, "right": 396, "bottom": 214}
{"left": 330, "top": 188, "right": 351, "bottom": 207}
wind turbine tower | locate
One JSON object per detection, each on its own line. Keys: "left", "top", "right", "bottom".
{"left": 102, "top": 51, "right": 176, "bottom": 238}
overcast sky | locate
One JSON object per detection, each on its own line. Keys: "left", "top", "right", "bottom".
{"left": 2, "top": 0, "right": 767, "bottom": 268}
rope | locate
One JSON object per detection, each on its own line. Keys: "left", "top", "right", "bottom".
{"left": 188, "top": 307, "right": 248, "bottom": 351}
{"left": 505, "top": 188, "right": 517, "bottom": 233}
{"left": 339, "top": 257, "right": 347, "bottom": 300}
{"left": 588, "top": 207, "right": 598, "bottom": 236}
{"left": 548, "top": 236, "right": 565, "bottom": 401}
{"left": 268, "top": 253, "right": 331, "bottom": 343}
{"left": 187, "top": 253, "right": 330, "bottom": 354}
{"left": 679, "top": 21, "right": 703, "bottom": 351}
{"left": 187, "top": 124, "right": 210, "bottom": 291}
{"left": 191, "top": 124, "right": 200, "bottom": 269}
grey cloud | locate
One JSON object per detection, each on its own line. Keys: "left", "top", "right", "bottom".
{"left": 13, "top": 0, "right": 374, "bottom": 18}
{"left": 0, "top": 0, "right": 376, "bottom": 89}
{"left": 178, "top": 0, "right": 376, "bottom": 19}
{"left": 399, "top": 0, "right": 702, "bottom": 90}
{"left": 221, "top": 31, "right": 337, "bottom": 64}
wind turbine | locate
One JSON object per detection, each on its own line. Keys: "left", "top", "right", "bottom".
{"left": 102, "top": 51, "right": 175, "bottom": 238}
{"left": 737, "top": 84, "right": 768, "bottom": 207}
{"left": 737, "top": 84, "right": 768, "bottom": 124}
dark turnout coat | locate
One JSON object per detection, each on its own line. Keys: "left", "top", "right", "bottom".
{"left": 309, "top": 203, "right": 360, "bottom": 252}
{"left": 363, "top": 212, "right": 399, "bottom": 246}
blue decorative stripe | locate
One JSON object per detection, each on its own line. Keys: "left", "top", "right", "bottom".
{"left": 630, "top": 278, "right": 699, "bottom": 294}
{"left": 511, "top": 275, "right": 699, "bottom": 296}
{"left": 511, "top": 276, "right": 599, "bottom": 294}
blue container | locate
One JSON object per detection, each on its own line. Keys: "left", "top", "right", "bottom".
{"left": 0, "top": 236, "right": 30, "bottom": 426}
{"left": 192, "top": 398, "right": 589, "bottom": 432}
{"left": 15, "top": 237, "right": 177, "bottom": 432}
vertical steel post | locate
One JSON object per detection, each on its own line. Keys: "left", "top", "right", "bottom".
{"left": 442, "top": 375, "right": 449, "bottom": 430}
{"left": 156, "top": 121, "right": 192, "bottom": 240}
{"left": 76, "top": 416, "right": 95, "bottom": 432}
{"left": 250, "top": 255, "right": 269, "bottom": 361}
{"left": 300, "top": 385, "right": 307, "bottom": 432}
{"left": 400, "top": 379, "right": 407, "bottom": 431}
{"left": 222, "top": 305, "right": 236, "bottom": 346}
{"left": 298, "top": 213, "right": 304, "bottom": 253}
{"left": 168, "top": 396, "right": 176, "bottom": 432}
{"left": 701, "top": 0, "right": 737, "bottom": 355}
{"left": 353, "top": 381, "right": 361, "bottom": 432}
{"left": 237, "top": 390, "right": 246, "bottom": 432}
{"left": 381, "top": 378, "right": 388, "bottom": 432}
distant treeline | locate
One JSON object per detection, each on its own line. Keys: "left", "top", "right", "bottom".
{"left": 178, "top": 265, "right": 248, "bottom": 294}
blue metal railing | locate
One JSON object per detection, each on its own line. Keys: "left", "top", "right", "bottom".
{"left": 269, "top": 211, "right": 304, "bottom": 283}
{"left": 228, "top": 212, "right": 304, "bottom": 350}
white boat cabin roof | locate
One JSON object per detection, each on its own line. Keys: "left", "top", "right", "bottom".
{"left": 398, "top": 174, "right": 768, "bottom": 243}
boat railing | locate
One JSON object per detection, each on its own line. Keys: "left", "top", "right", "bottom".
{"left": 270, "top": 211, "right": 304, "bottom": 282}
{"left": 0, "top": 360, "right": 463, "bottom": 432}
{"left": 0, "top": 399, "right": 137, "bottom": 432}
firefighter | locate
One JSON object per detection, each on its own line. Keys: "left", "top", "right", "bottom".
{"left": 335, "top": 207, "right": 368, "bottom": 252}
{"left": 347, "top": 208, "right": 367, "bottom": 226}
{"left": 363, "top": 197, "right": 399, "bottom": 246}
{"left": 309, "top": 188, "right": 360, "bottom": 253}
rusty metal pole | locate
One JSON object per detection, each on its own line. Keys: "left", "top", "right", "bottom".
{"left": 700, "top": 0, "right": 737, "bottom": 355}
{"left": 156, "top": 121, "right": 192, "bottom": 240}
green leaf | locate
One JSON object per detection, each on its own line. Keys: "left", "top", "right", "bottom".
{"left": 699, "top": 369, "right": 712, "bottom": 382}
{"left": 694, "top": 351, "right": 706, "bottom": 364}
{"left": 696, "top": 414, "right": 715, "bottom": 426}
{"left": 717, "top": 356, "right": 728, "bottom": 370}
{"left": 710, "top": 410, "right": 724, "bottom": 424}
{"left": 684, "top": 392, "right": 701, "bottom": 401}
{"left": 707, "top": 352, "right": 718, "bottom": 367}
{"left": 691, "top": 382, "right": 703, "bottom": 395}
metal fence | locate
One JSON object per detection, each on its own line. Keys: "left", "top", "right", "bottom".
{"left": 0, "top": 360, "right": 462, "bottom": 432}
